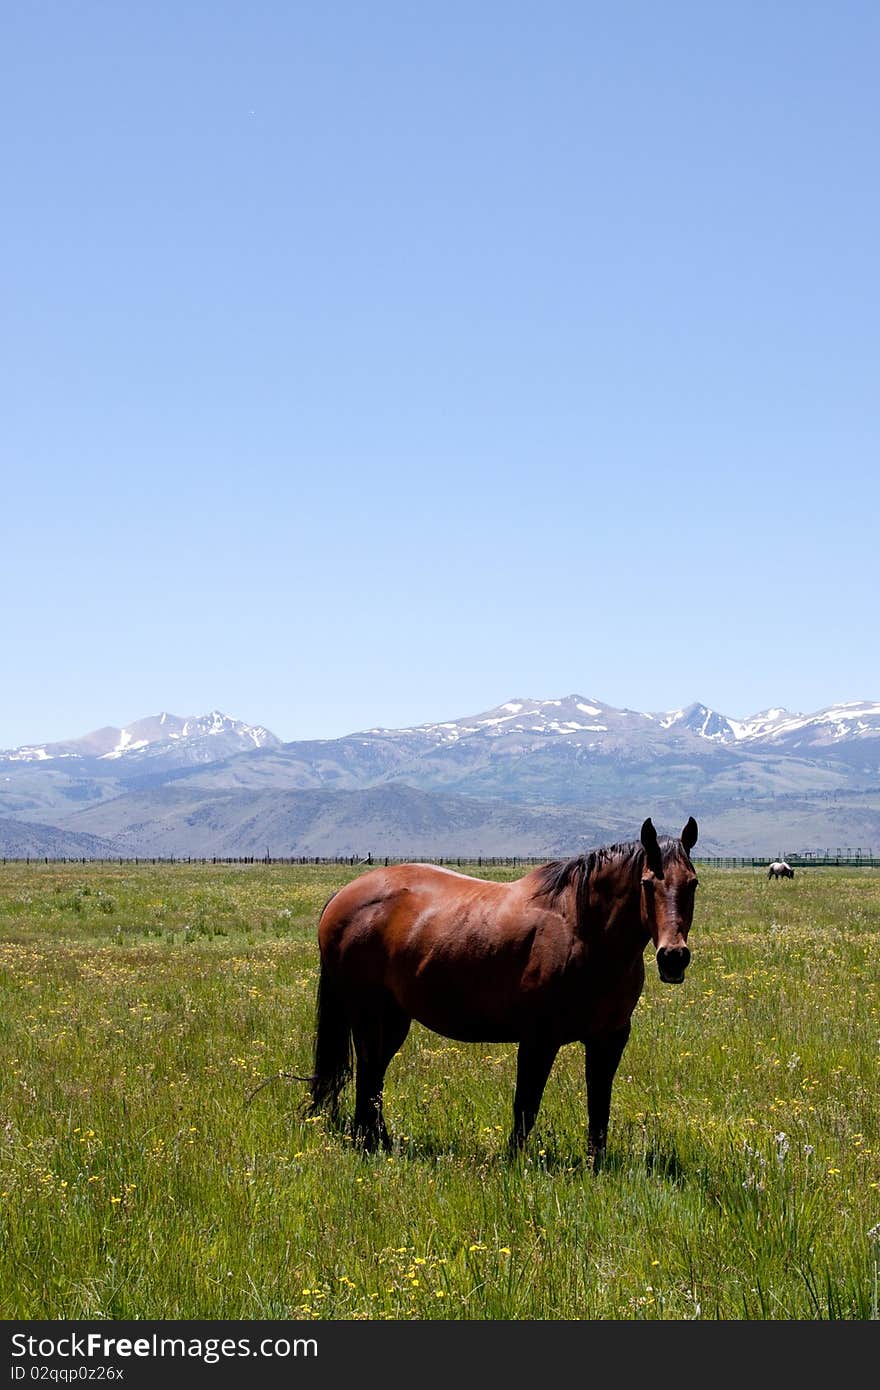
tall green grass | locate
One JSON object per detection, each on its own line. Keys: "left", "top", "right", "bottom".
{"left": 0, "top": 862, "right": 878, "bottom": 1319}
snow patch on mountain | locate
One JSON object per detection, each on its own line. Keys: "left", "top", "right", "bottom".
{"left": 726, "top": 708, "right": 793, "bottom": 740}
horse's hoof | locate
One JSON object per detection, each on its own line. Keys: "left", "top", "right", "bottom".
{"left": 354, "top": 1126, "right": 392, "bottom": 1155}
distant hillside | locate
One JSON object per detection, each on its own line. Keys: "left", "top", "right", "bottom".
{"left": 0, "top": 817, "right": 122, "bottom": 859}
{"left": 59, "top": 783, "right": 647, "bottom": 859}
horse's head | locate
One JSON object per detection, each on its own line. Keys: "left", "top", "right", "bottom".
{"left": 639, "top": 817, "right": 699, "bottom": 984}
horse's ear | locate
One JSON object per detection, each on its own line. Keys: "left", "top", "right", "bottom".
{"left": 681, "top": 816, "right": 698, "bottom": 852}
{"left": 640, "top": 818, "right": 663, "bottom": 875}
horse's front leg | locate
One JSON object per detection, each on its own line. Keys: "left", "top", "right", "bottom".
{"left": 584, "top": 1023, "right": 631, "bottom": 1173}
{"left": 507, "top": 1037, "right": 560, "bottom": 1156}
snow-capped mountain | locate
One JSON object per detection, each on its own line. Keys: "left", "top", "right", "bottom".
{"left": 658, "top": 703, "right": 741, "bottom": 741}
{"left": 367, "top": 694, "right": 880, "bottom": 754}
{"left": 3, "top": 698, "right": 879, "bottom": 786}
{"left": 5, "top": 697, "right": 878, "bottom": 769}
{"left": 0, "top": 711, "right": 281, "bottom": 767}
{"left": 2, "top": 695, "right": 880, "bottom": 858}
{"left": 367, "top": 694, "right": 644, "bottom": 745}
{"left": 658, "top": 700, "right": 880, "bottom": 749}
{"left": 734, "top": 701, "right": 880, "bottom": 748}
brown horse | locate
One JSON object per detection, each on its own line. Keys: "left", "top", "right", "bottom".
{"left": 306, "top": 816, "right": 699, "bottom": 1170}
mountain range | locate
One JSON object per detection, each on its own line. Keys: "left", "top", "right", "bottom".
{"left": 2, "top": 695, "right": 880, "bottom": 858}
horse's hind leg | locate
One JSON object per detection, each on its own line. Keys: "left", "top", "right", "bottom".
{"left": 351, "top": 995, "right": 410, "bottom": 1153}
{"left": 507, "top": 1037, "right": 560, "bottom": 1155}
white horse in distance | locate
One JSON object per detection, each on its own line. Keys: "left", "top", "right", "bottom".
{"left": 768, "top": 860, "right": 795, "bottom": 879}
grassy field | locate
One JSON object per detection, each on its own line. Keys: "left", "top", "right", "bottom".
{"left": 0, "top": 860, "right": 878, "bottom": 1320}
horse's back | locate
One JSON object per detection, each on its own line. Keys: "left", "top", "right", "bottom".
{"left": 318, "top": 862, "right": 509, "bottom": 954}
{"left": 321, "top": 861, "right": 498, "bottom": 914}
{"left": 317, "top": 861, "right": 573, "bottom": 1041}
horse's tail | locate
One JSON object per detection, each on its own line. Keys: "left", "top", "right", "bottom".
{"left": 307, "top": 958, "right": 353, "bottom": 1119}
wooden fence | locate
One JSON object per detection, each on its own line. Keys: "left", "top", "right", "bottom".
{"left": 2, "top": 853, "right": 879, "bottom": 869}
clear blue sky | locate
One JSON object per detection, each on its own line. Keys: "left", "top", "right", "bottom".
{"left": 3, "top": 1, "right": 878, "bottom": 747}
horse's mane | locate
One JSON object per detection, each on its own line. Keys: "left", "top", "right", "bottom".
{"left": 532, "top": 836, "right": 685, "bottom": 930}
{"left": 530, "top": 851, "right": 596, "bottom": 930}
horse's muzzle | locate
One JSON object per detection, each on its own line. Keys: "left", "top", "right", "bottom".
{"left": 656, "top": 945, "right": 691, "bottom": 984}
